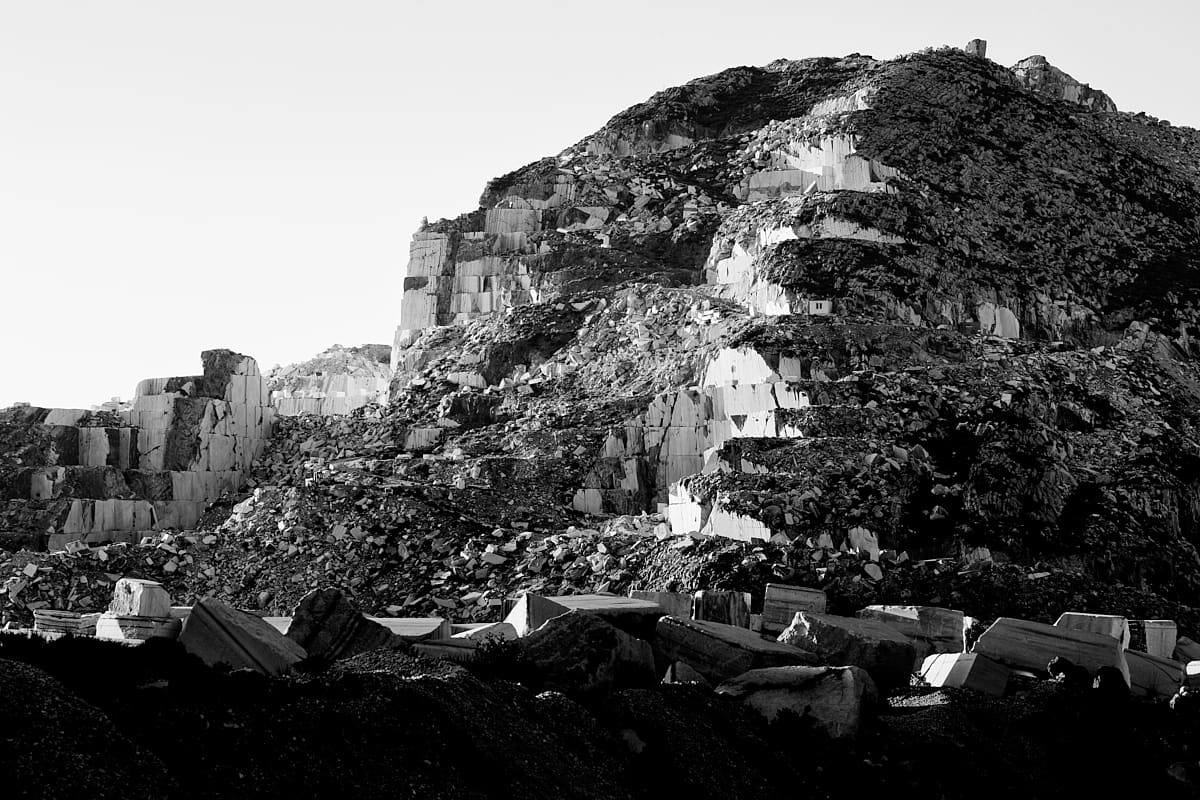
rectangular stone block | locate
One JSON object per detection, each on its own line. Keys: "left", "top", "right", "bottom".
{"left": 630, "top": 591, "right": 693, "bottom": 620}
{"left": 693, "top": 590, "right": 751, "bottom": 628}
{"left": 858, "top": 605, "right": 965, "bottom": 668}
{"left": 110, "top": 578, "right": 172, "bottom": 617}
{"left": 1142, "top": 620, "right": 1178, "bottom": 659}
{"left": 1054, "top": 612, "right": 1130, "bottom": 650}
{"left": 921, "top": 652, "right": 1010, "bottom": 696}
{"left": 762, "top": 584, "right": 827, "bottom": 637}
{"left": 655, "top": 615, "right": 817, "bottom": 684}
{"left": 972, "top": 617, "right": 1130, "bottom": 684}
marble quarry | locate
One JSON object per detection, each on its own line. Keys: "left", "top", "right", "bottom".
{"left": 1, "top": 350, "right": 273, "bottom": 550}
{"left": 269, "top": 344, "right": 391, "bottom": 416}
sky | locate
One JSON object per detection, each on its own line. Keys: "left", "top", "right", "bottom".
{"left": 1, "top": 0, "right": 1196, "bottom": 408}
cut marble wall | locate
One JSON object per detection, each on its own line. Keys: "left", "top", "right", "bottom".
{"left": 5, "top": 351, "right": 274, "bottom": 550}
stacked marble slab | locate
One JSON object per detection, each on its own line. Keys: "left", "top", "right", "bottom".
{"left": 1, "top": 350, "right": 274, "bottom": 550}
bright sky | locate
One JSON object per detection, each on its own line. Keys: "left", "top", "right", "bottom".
{"left": 1, "top": 0, "right": 1196, "bottom": 408}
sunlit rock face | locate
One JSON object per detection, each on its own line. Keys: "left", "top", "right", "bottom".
{"left": 377, "top": 41, "right": 1200, "bottom": 585}
{"left": 1010, "top": 55, "right": 1117, "bottom": 113}
{"left": 269, "top": 344, "right": 391, "bottom": 416}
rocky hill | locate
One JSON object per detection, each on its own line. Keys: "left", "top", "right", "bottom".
{"left": 5, "top": 40, "right": 1200, "bottom": 799}
{"left": 5, "top": 43, "right": 1200, "bottom": 634}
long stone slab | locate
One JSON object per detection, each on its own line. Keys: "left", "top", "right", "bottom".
{"left": 778, "top": 612, "right": 917, "bottom": 691}
{"left": 857, "top": 605, "right": 964, "bottom": 667}
{"left": 655, "top": 615, "right": 817, "bottom": 684}
{"left": 545, "top": 594, "right": 665, "bottom": 639}
{"left": 971, "top": 617, "right": 1130, "bottom": 684}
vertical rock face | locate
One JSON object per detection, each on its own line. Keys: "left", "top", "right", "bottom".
{"left": 1010, "top": 55, "right": 1117, "bottom": 112}
{"left": 0, "top": 350, "right": 274, "bottom": 548}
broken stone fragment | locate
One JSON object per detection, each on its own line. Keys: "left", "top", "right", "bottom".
{"left": 971, "top": 617, "right": 1130, "bottom": 685}
{"left": 655, "top": 615, "right": 818, "bottom": 685}
{"left": 716, "top": 665, "right": 878, "bottom": 741}
{"left": 179, "top": 599, "right": 306, "bottom": 676}
{"left": 920, "top": 652, "right": 1010, "bottom": 696}
{"left": 285, "top": 587, "right": 397, "bottom": 662}
{"left": 521, "top": 610, "right": 657, "bottom": 700}
{"left": 777, "top": 612, "right": 916, "bottom": 692}
{"left": 108, "top": 578, "right": 172, "bottom": 618}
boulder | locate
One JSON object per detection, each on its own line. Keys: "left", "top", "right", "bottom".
{"left": 857, "top": 605, "right": 964, "bottom": 667}
{"left": 180, "top": 599, "right": 306, "bottom": 675}
{"left": 655, "top": 615, "right": 818, "bottom": 684}
{"left": 108, "top": 578, "right": 171, "bottom": 618}
{"left": 504, "top": 593, "right": 570, "bottom": 637}
{"left": 716, "top": 665, "right": 877, "bottom": 741}
{"left": 1053, "top": 612, "right": 1130, "bottom": 650}
{"left": 521, "top": 610, "right": 656, "bottom": 699}
{"left": 971, "top": 617, "right": 1129, "bottom": 685}
{"left": 285, "top": 587, "right": 396, "bottom": 661}
{"left": 920, "top": 653, "right": 1010, "bottom": 696}
{"left": 761, "top": 584, "right": 826, "bottom": 637}
{"left": 777, "top": 612, "right": 916, "bottom": 692}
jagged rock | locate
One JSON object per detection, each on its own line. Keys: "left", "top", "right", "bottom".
{"left": 521, "top": 610, "right": 656, "bottom": 699}
{"left": 180, "top": 599, "right": 306, "bottom": 675}
{"left": 655, "top": 615, "right": 818, "bottom": 684}
{"left": 777, "top": 612, "right": 916, "bottom": 692}
{"left": 285, "top": 587, "right": 397, "bottom": 662}
{"left": 972, "top": 617, "right": 1130, "bottom": 685}
{"left": 1010, "top": 54, "right": 1117, "bottom": 112}
{"left": 716, "top": 665, "right": 877, "bottom": 740}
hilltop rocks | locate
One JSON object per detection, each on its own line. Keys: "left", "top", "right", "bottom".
{"left": 268, "top": 344, "right": 391, "bottom": 417}
{"left": 1010, "top": 55, "right": 1117, "bottom": 112}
